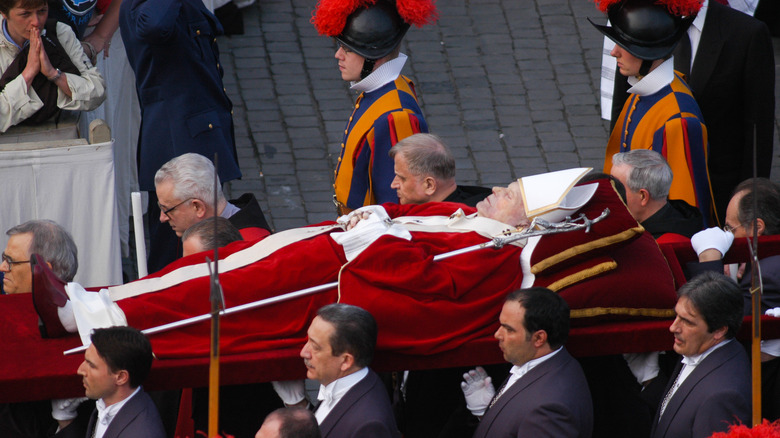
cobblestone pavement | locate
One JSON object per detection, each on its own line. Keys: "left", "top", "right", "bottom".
{"left": 219, "top": 0, "right": 780, "bottom": 232}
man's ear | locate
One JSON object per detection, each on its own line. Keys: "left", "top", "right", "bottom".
{"left": 115, "top": 369, "right": 130, "bottom": 387}
{"left": 712, "top": 325, "right": 728, "bottom": 343}
{"left": 340, "top": 352, "right": 355, "bottom": 373}
{"left": 532, "top": 330, "right": 548, "bottom": 348}
{"left": 638, "top": 189, "right": 651, "bottom": 206}
{"left": 191, "top": 199, "right": 208, "bottom": 218}
{"left": 756, "top": 218, "right": 766, "bottom": 236}
{"left": 423, "top": 177, "right": 437, "bottom": 195}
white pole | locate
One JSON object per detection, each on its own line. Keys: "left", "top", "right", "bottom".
{"left": 131, "top": 192, "right": 148, "bottom": 278}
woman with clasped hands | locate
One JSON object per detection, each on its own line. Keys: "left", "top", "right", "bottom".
{"left": 0, "top": 0, "right": 104, "bottom": 132}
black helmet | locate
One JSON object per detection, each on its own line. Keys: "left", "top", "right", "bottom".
{"left": 336, "top": 0, "right": 410, "bottom": 61}
{"left": 589, "top": 0, "right": 694, "bottom": 61}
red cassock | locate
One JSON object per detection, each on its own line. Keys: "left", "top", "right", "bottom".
{"left": 113, "top": 179, "right": 678, "bottom": 359}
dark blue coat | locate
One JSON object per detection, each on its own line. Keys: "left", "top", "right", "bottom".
{"left": 119, "top": 0, "right": 241, "bottom": 191}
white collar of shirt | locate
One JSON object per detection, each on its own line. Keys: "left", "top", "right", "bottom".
{"left": 315, "top": 367, "right": 368, "bottom": 424}
{"left": 674, "top": 338, "right": 731, "bottom": 389}
{"left": 220, "top": 201, "right": 239, "bottom": 219}
{"left": 682, "top": 337, "right": 730, "bottom": 367}
{"left": 94, "top": 386, "right": 141, "bottom": 438}
{"left": 505, "top": 347, "right": 562, "bottom": 390}
{"left": 350, "top": 53, "right": 408, "bottom": 93}
{"left": 626, "top": 58, "right": 674, "bottom": 96}
{"left": 691, "top": 0, "right": 707, "bottom": 34}
{"left": 686, "top": 0, "right": 707, "bottom": 68}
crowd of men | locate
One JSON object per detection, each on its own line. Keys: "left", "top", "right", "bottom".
{"left": 0, "top": 0, "right": 778, "bottom": 436}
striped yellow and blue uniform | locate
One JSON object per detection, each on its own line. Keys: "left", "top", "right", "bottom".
{"left": 334, "top": 75, "right": 428, "bottom": 210}
{"left": 605, "top": 73, "right": 715, "bottom": 225}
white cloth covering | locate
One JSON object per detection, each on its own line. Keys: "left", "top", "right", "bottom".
{"left": 0, "top": 141, "right": 122, "bottom": 287}
{"left": 67, "top": 282, "right": 128, "bottom": 346}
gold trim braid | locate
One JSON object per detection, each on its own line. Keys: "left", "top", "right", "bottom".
{"left": 570, "top": 307, "right": 676, "bottom": 319}
{"left": 545, "top": 261, "right": 617, "bottom": 292}
{"left": 531, "top": 226, "right": 644, "bottom": 274}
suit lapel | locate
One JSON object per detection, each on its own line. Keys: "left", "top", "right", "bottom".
{"left": 688, "top": 3, "right": 725, "bottom": 93}
{"left": 318, "top": 370, "right": 375, "bottom": 437}
{"left": 653, "top": 341, "right": 740, "bottom": 438}
{"left": 479, "top": 350, "right": 568, "bottom": 434}
{"left": 102, "top": 389, "right": 146, "bottom": 438}
{"left": 86, "top": 409, "right": 98, "bottom": 438}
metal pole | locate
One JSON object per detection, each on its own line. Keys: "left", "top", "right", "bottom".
{"left": 208, "top": 153, "right": 221, "bottom": 437}
{"left": 749, "top": 125, "right": 762, "bottom": 425}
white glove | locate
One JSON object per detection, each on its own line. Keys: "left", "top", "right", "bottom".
{"left": 460, "top": 366, "right": 495, "bottom": 417}
{"left": 51, "top": 397, "right": 87, "bottom": 421}
{"left": 271, "top": 380, "right": 306, "bottom": 406}
{"left": 691, "top": 227, "right": 734, "bottom": 257}
{"left": 766, "top": 307, "right": 780, "bottom": 318}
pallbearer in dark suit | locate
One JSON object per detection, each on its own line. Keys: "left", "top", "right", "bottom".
{"left": 301, "top": 303, "right": 400, "bottom": 438}
{"left": 462, "top": 287, "right": 593, "bottom": 438}
{"left": 650, "top": 271, "right": 751, "bottom": 438}
{"left": 79, "top": 326, "right": 166, "bottom": 438}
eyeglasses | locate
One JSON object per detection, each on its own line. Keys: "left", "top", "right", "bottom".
{"left": 723, "top": 223, "right": 743, "bottom": 234}
{"left": 1, "top": 252, "right": 30, "bottom": 268}
{"left": 159, "top": 198, "right": 193, "bottom": 218}
{"left": 334, "top": 39, "right": 352, "bottom": 54}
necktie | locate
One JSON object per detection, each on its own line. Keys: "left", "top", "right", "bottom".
{"left": 487, "top": 379, "right": 508, "bottom": 409}
{"left": 674, "top": 31, "right": 692, "bottom": 78}
{"left": 658, "top": 364, "right": 685, "bottom": 420}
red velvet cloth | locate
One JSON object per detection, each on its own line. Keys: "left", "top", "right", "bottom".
{"left": 4, "top": 180, "right": 779, "bottom": 403}
{"left": 116, "top": 179, "right": 667, "bottom": 359}
{"left": 238, "top": 226, "right": 271, "bottom": 242}
{"left": 120, "top": 232, "right": 344, "bottom": 358}
{"left": 2, "top": 294, "right": 778, "bottom": 403}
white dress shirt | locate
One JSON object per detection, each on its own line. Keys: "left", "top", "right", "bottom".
{"left": 660, "top": 339, "right": 731, "bottom": 418}
{"left": 496, "top": 347, "right": 563, "bottom": 401}
{"left": 315, "top": 367, "right": 369, "bottom": 424}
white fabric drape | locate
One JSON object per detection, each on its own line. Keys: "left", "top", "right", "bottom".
{"left": 0, "top": 141, "right": 122, "bottom": 287}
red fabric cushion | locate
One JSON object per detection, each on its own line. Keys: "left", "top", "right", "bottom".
{"left": 529, "top": 178, "right": 643, "bottom": 276}
{"left": 536, "top": 232, "right": 678, "bottom": 325}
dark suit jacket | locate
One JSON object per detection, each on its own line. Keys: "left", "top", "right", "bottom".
{"left": 650, "top": 340, "right": 750, "bottom": 438}
{"left": 85, "top": 389, "right": 166, "bottom": 438}
{"left": 319, "top": 369, "right": 401, "bottom": 438}
{"left": 612, "top": 2, "right": 775, "bottom": 222}
{"left": 229, "top": 193, "right": 272, "bottom": 237}
{"left": 641, "top": 199, "right": 702, "bottom": 239}
{"left": 443, "top": 185, "right": 492, "bottom": 208}
{"left": 119, "top": 0, "right": 241, "bottom": 191}
{"left": 473, "top": 348, "right": 593, "bottom": 438}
